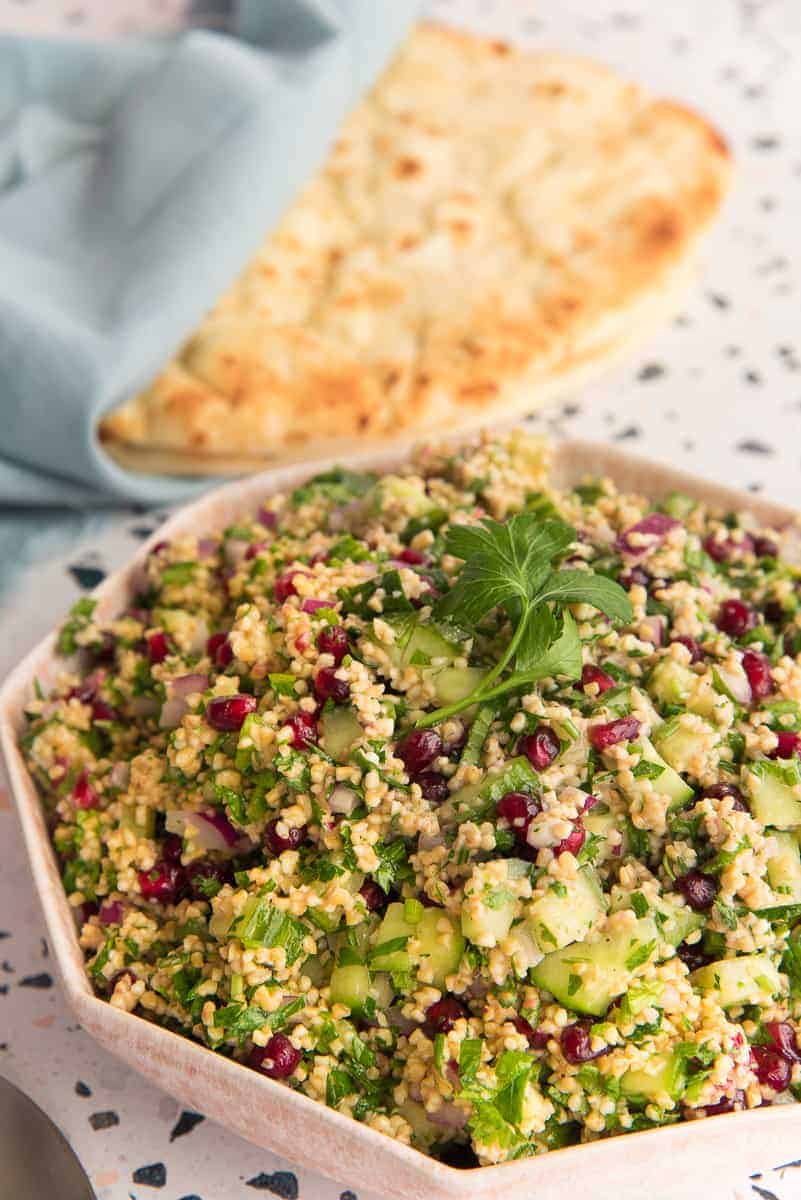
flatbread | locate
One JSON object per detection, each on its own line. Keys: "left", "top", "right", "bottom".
{"left": 99, "top": 24, "right": 731, "bottom": 476}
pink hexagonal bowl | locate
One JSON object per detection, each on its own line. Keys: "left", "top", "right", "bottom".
{"left": 2, "top": 436, "right": 799, "bottom": 1200}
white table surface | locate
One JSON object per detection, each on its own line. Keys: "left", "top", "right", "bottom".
{"left": 1, "top": 1, "right": 800, "bottom": 1197}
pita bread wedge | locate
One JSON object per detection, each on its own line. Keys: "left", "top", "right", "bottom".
{"left": 99, "top": 23, "right": 731, "bottom": 476}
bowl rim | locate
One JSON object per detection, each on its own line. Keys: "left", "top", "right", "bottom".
{"left": 2, "top": 433, "right": 800, "bottom": 1198}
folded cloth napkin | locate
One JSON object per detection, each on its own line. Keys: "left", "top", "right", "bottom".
{"left": 0, "top": 0, "right": 421, "bottom": 514}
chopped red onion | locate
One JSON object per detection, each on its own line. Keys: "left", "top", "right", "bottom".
{"left": 302, "top": 598, "right": 334, "bottom": 614}
{"left": 258, "top": 507, "right": 278, "bottom": 529}
{"left": 616, "top": 512, "right": 681, "bottom": 559}
{"left": 197, "top": 537, "right": 218, "bottom": 559}
{"left": 197, "top": 809, "right": 240, "bottom": 847}
{"left": 428, "top": 1102, "right": 468, "bottom": 1130}
{"left": 639, "top": 614, "right": 667, "bottom": 646}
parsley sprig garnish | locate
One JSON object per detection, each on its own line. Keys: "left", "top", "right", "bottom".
{"left": 418, "top": 513, "right": 632, "bottom": 727}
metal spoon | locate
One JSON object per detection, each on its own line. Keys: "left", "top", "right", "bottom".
{"left": 0, "top": 1075, "right": 95, "bottom": 1199}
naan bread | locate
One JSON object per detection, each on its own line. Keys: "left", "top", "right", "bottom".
{"left": 99, "top": 24, "right": 730, "bottom": 475}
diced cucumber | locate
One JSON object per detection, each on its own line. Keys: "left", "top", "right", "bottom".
{"left": 369, "top": 477, "right": 436, "bottom": 518}
{"left": 622, "top": 737, "right": 693, "bottom": 810}
{"left": 662, "top": 492, "right": 696, "bottom": 521}
{"left": 584, "top": 806, "right": 622, "bottom": 862}
{"left": 690, "top": 954, "right": 783, "bottom": 1007}
{"left": 712, "top": 662, "right": 752, "bottom": 706}
{"left": 686, "top": 678, "right": 730, "bottom": 721}
{"left": 439, "top": 756, "right": 539, "bottom": 825}
{"left": 461, "top": 858, "right": 529, "bottom": 948}
{"left": 608, "top": 887, "right": 702, "bottom": 948}
{"left": 526, "top": 867, "right": 606, "bottom": 954}
{"left": 746, "top": 761, "right": 801, "bottom": 829}
{"left": 307, "top": 867, "right": 365, "bottom": 931}
{"left": 656, "top": 895, "right": 704, "bottom": 947}
{"left": 370, "top": 903, "right": 464, "bottom": 987}
{"left": 647, "top": 660, "right": 697, "bottom": 707}
{"left": 531, "top": 917, "right": 659, "bottom": 1016}
{"left": 384, "top": 618, "right": 460, "bottom": 671}
{"left": 507, "top": 924, "right": 543, "bottom": 977}
{"left": 329, "top": 963, "right": 371, "bottom": 1012}
{"left": 766, "top": 830, "right": 801, "bottom": 904}
{"left": 621, "top": 1049, "right": 686, "bottom": 1104}
{"left": 651, "top": 718, "right": 713, "bottom": 781}
{"left": 320, "top": 706, "right": 362, "bottom": 763}
{"left": 427, "top": 666, "right": 486, "bottom": 707}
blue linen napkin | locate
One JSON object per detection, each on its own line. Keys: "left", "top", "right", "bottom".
{"left": 0, "top": 0, "right": 421, "bottom": 514}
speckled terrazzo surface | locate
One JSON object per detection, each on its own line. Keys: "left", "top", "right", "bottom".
{"left": 1, "top": 1, "right": 800, "bottom": 1197}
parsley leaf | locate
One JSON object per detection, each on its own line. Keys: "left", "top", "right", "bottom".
{"left": 418, "top": 513, "right": 631, "bottom": 728}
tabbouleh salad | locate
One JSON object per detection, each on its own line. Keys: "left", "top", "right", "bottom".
{"left": 21, "top": 432, "right": 801, "bottom": 1166}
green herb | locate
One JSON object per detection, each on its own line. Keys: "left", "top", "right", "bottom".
{"left": 161, "top": 561, "right": 196, "bottom": 586}
{"left": 326, "top": 1067, "right": 354, "bottom": 1108}
{"left": 229, "top": 900, "right": 307, "bottom": 963}
{"left": 459, "top": 1037, "right": 482, "bottom": 1083}
{"left": 624, "top": 939, "right": 656, "bottom": 971}
{"left": 291, "top": 467, "right": 376, "bottom": 509}
{"left": 632, "top": 760, "right": 665, "bottom": 781}
{"left": 268, "top": 673, "right": 297, "bottom": 697}
{"left": 339, "top": 570, "right": 414, "bottom": 619}
{"left": 713, "top": 900, "right": 739, "bottom": 931}
{"left": 630, "top": 891, "right": 649, "bottom": 919}
{"left": 417, "top": 514, "right": 631, "bottom": 727}
{"left": 371, "top": 838, "right": 412, "bottom": 894}
{"left": 327, "top": 534, "right": 372, "bottom": 564}
{"left": 57, "top": 597, "right": 96, "bottom": 655}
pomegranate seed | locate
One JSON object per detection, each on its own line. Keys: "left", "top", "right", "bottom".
{"left": 765, "top": 1021, "right": 801, "bottom": 1062}
{"left": 162, "top": 833, "right": 183, "bottom": 863}
{"left": 90, "top": 632, "right": 116, "bottom": 664}
{"left": 245, "top": 540, "right": 269, "bottom": 560}
{"left": 316, "top": 625, "right": 349, "bottom": 664}
{"left": 588, "top": 716, "right": 641, "bottom": 752}
{"left": 206, "top": 632, "right": 233, "bottom": 668}
{"left": 150, "top": 540, "right": 169, "bottom": 556}
{"left": 274, "top": 570, "right": 306, "bottom": 603}
{"left": 702, "top": 1091, "right": 744, "bottom": 1116}
{"left": 92, "top": 699, "right": 120, "bottom": 722}
{"left": 764, "top": 601, "right": 786, "bottom": 625}
{"left": 417, "top": 771, "right": 450, "bottom": 803}
{"left": 677, "top": 942, "right": 712, "bottom": 972}
{"left": 284, "top": 711, "right": 317, "bottom": 749}
{"left": 753, "top": 536, "right": 779, "bottom": 558}
{"left": 358, "top": 879, "right": 387, "bottom": 912}
{"left": 249, "top": 1032, "right": 301, "bottom": 1079}
{"left": 770, "top": 731, "right": 801, "bottom": 759}
{"left": 206, "top": 694, "right": 257, "bottom": 731}
{"left": 314, "top": 668, "right": 350, "bottom": 704}
{"left": 560, "top": 1022, "right": 606, "bottom": 1065}
{"left": 581, "top": 664, "right": 615, "bottom": 694}
{"left": 671, "top": 635, "right": 703, "bottom": 663}
{"left": 395, "top": 730, "right": 443, "bottom": 777}
{"left": 676, "top": 869, "right": 718, "bottom": 911}
{"left": 701, "top": 782, "right": 748, "bottom": 811}
{"left": 519, "top": 726, "right": 560, "bottom": 770}
{"left": 716, "top": 599, "right": 757, "bottom": 638}
{"left": 397, "top": 547, "right": 428, "bottom": 565}
{"left": 186, "top": 859, "right": 234, "bottom": 898}
{"left": 496, "top": 791, "right": 541, "bottom": 841}
{"left": 510, "top": 1016, "right": 549, "bottom": 1050}
{"left": 742, "top": 650, "right": 773, "bottom": 700}
{"left": 147, "top": 631, "right": 170, "bottom": 665}
{"left": 426, "top": 998, "right": 468, "bottom": 1034}
{"left": 72, "top": 772, "right": 98, "bottom": 810}
{"left": 76, "top": 900, "right": 99, "bottom": 926}
{"left": 553, "top": 818, "right": 586, "bottom": 859}
{"left": 265, "top": 819, "right": 308, "bottom": 856}
{"left": 138, "top": 860, "right": 185, "bottom": 904}
{"left": 703, "top": 534, "right": 735, "bottom": 563}
{"left": 751, "top": 1045, "right": 792, "bottom": 1091}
